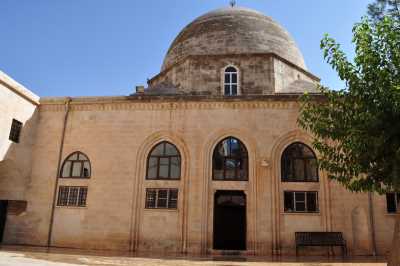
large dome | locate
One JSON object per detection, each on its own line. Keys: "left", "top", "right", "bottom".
{"left": 162, "top": 6, "right": 306, "bottom": 71}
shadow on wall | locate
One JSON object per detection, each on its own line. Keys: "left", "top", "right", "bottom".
{"left": 0, "top": 108, "right": 39, "bottom": 244}
{"left": 351, "top": 206, "right": 373, "bottom": 255}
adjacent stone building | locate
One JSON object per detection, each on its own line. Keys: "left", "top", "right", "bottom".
{"left": 0, "top": 6, "right": 397, "bottom": 256}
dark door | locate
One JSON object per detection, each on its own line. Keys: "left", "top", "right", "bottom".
{"left": 213, "top": 190, "right": 246, "bottom": 250}
{"left": 0, "top": 201, "right": 8, "bottom": 242}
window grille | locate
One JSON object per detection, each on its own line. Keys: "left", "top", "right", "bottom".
{"left": 9, "top": 119, "right": 23, "bottom": 143}
{"left": 145, "top": 188, "right": 178, "bottom": 209}
{"left": 57, "top": 186, "right": 88, "bottom": 207}
{"left": 284, "top": 191, "right": 319, "bottom": 213}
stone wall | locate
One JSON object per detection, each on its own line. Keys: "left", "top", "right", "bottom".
{"left": 0, "top": 71, "right": 39, "bottom": 243}
{"left": 5, "top": 96, "right": 394, "bottom": 256}
{"left": 149, "top": 54, "right": 318, "bottom": 95}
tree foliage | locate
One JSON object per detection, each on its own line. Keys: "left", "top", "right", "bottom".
{"left": 368, "top": 0, "right": 400, "bottom": 22}
{"left": 298, "top": 16, "right": 400, "bottom": 193}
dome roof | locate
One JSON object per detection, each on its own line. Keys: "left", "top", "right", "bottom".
{"left": 162, "top": 6, "right": 306, "bottom": 71}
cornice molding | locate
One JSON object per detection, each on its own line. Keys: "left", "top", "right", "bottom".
{"left": 39, "top": 99, "right": 300, "bottom": 112}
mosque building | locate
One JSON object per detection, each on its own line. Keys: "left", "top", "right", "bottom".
{"left": 0, "top": 6, "right": 396, "bottom": 256}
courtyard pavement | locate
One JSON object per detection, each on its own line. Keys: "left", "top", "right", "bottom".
{"left": 0, "top": 245, "right": 387, "bottom": 266}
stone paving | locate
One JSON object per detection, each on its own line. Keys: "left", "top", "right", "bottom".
{"left": 0, "top": 246, "right": 387, "bottom": 266}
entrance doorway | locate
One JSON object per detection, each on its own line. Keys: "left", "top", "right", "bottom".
{"left": 213, "top": 190, "right": 246, "bottom": 250}
{"left": 0, "top": 201, "right": 8, "bottom": 243}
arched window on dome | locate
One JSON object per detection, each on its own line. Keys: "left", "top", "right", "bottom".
{"left": 146, "top": 141, "right": 181, "bottom": 180}
{"left": 281, "top": 142, "right": 318, "bottom": 182}
{"left": 213, "top": 137, "right": 248, "bottom": 181}
{"left": 60, "top": 151, "right": 91, "bottom": 178}
{"left": 223, "top": 66, "right": 239, "bottom": 96}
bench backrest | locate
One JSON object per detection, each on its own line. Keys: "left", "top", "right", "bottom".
{"left": 295, "top": 232, "right": 345, "bottom": 246}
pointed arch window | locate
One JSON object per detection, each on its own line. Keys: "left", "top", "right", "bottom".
{"left": 281, "top": 142, "right": 318, "bottom": 182}
{"left": 224, "top": 66, "right": 238, "bottom": 96}
{"left": 60, "top": 152, "right": 91, "bottom": 178}
{"left": 213, "top": 137, "right": 248, "bottom": 181}
{"left": 146, "top": 141, "right": 181, "bottom": 180}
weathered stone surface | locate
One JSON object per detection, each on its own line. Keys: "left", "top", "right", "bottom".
{"left": 149, "top": 54, "right": 319, "bottom": 95}
{"left": 147, "top": 7, "right": 319, "bottom": 96}
{"left": 162, "top": 7, "right": 306, "bottom": 71}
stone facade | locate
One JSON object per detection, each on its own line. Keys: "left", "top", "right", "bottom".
{"left": 0, "top": 71, "right": 39, "bottom": 243}
{"left": 149, "top": 54, "right": 318, "bottom": 95}
{"left": 0, "top": 95, "right": 396, "bottom": 256}
{"left": 0, "top": 5, "right": 397, "bottom": 258}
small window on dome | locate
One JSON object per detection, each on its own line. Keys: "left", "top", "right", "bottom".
{"left": 223, "top": 66, "right": 238, "bottom": 96}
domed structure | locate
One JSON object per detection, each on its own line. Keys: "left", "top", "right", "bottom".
{"left": 148, "top": 6, "right": 318, "bottom": 96}
{"left": 162, "top": 6, "right": 306, "bottom": 71}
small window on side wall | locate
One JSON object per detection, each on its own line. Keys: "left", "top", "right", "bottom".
{"left": 386, "top": 193, "right": 400, "bottom": 213}
{"left": 281, "top": 142, "right": 318, "bottom": 182}
{"left": 224, "top": 66, "right": 238, "bottom": 96}
{"left": 57, "top": 186, "right": 88, "bottom": 207}
{"left": 145, "top": 188, "right": 178, "bottom": 209}
{"left": 60, "top": 152, "right": 91, "bottom": 178}
{"left": 9, "top": 119, "right": 23, "bottom": 143}
{"left": 284, "top": 191, "right": 319, "bottom": 213}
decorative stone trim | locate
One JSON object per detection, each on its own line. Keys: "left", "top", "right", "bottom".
{"left": 130, "top": 131, "right": 190, "bottom": 253}
{"left": 39, "top": 100, "right": 300, "bottom": 112}
{"left": 268, "top": 129, "right": 333, "bottom": 255}
{"left": 199, "top": 128, "right": 258, "bottom": 254}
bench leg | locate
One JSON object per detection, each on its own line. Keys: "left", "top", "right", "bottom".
{"left": 341, "top": 246, "right": 346, "bottom": 258}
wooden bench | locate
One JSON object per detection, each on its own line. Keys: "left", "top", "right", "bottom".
{"left": 295, "top": 232, "right": 347, "bottom": 257}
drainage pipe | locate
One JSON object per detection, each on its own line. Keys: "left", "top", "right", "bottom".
{"left": 368, "top": 192, "right": 377, "bottom": 256}
{"left": 47, "top": 98, "right": 71, "bottom": 247}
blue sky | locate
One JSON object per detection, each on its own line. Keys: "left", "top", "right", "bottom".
{"left": 0, "top": 0, "right": 371, "bottom": 97}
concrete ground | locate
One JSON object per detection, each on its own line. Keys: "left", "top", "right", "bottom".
{"left": 0, "top": 245, "right": 387, "bottom": 266}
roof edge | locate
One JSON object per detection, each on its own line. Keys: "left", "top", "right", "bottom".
{"left": 0, "top": 71, "right": 40, "bottom": 106}
{"left": 40, "top": 93, "right": 324, "bottom": 105}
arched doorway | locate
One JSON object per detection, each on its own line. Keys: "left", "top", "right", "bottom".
{"left": 213, "top": 190, "right": 246, "bottom": 250}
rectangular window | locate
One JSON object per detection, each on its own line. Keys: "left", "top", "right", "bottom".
{"left": 386, "top": 193, "right": 400, "bottom": 213}
{"left": 284, "top": 191, "right": 319, "bottom": 213}
{"left": 9, "top": 119, "right": 23, "bottom": 143}
{"left": 145, "top": 188, "right": 178, "bottom": 209}
{"left": 57, "top": 186, "right": 88, "bottom": 207}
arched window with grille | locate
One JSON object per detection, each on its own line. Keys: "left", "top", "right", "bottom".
{"left": 213, "top": 137, "right": 248, "bottom": 181}
{"left": 281, "top": 142, "right": 318, "bottom": 182}
{"left": 223, "top": 66, "right": 239, "bottom": 96}
{"left": 146, "top": 141, "right": 181, "bottom": 180}
{"left": 60, "top": 151, "right": 91, "bottom": 178}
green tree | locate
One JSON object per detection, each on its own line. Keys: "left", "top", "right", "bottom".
{"left": 298, "top": 15, "right": 400, "bottom": 265}
{"left": 368, "top": 0, "right": 400, "bottom": 21}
